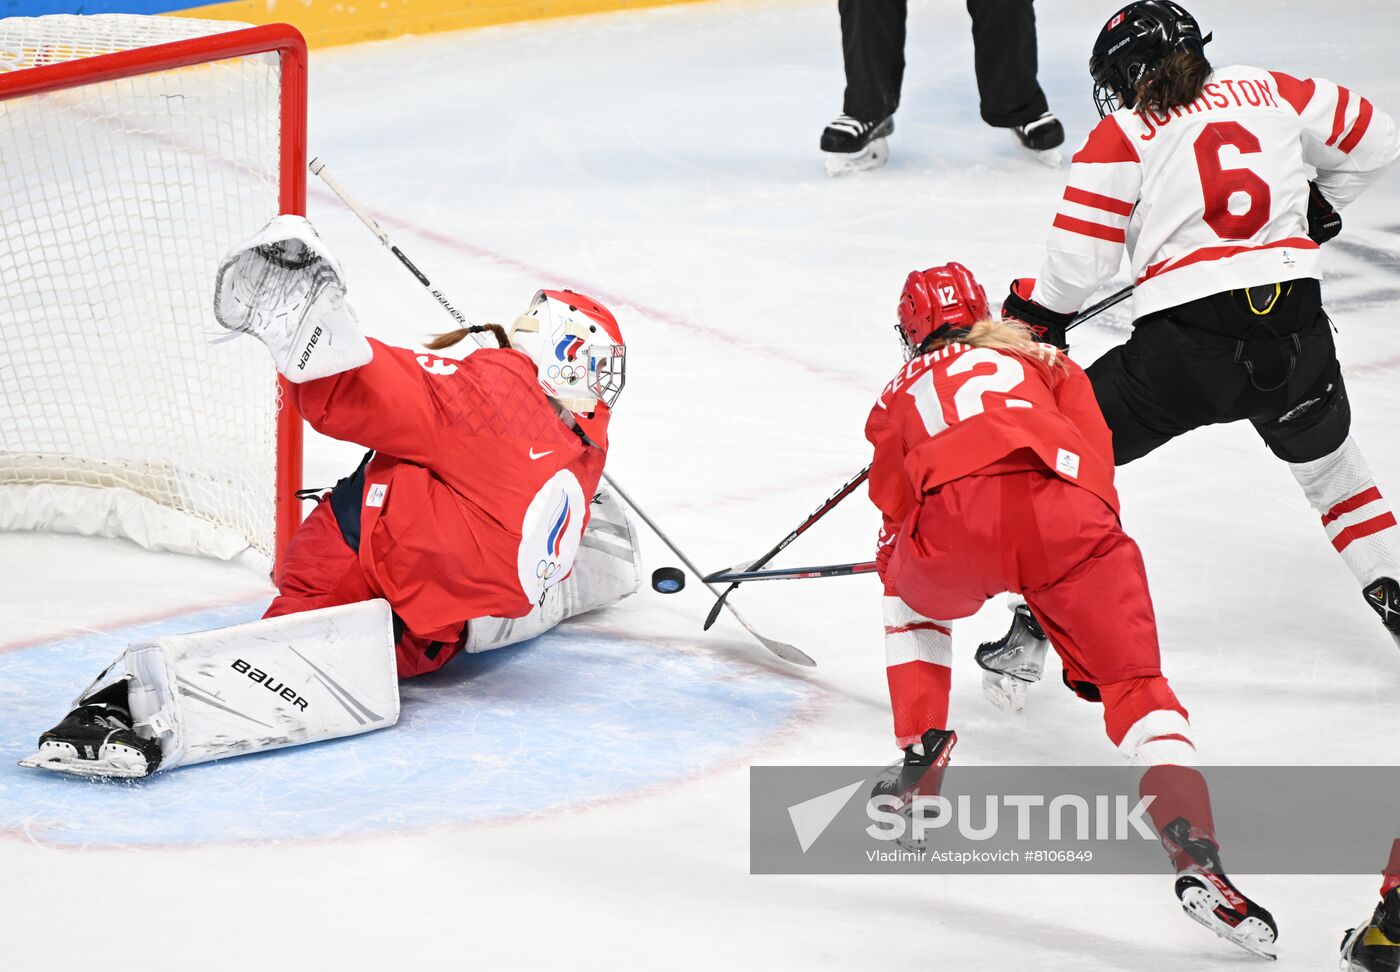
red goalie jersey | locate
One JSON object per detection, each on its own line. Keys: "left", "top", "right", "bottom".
{"left": 865, "top": 340, "right": 1118, "bottom": 572}
{"left": 286, "top": 339, "right": 609, "bottom": 639}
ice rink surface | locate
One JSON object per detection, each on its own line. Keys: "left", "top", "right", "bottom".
{"left": 4, "top": 0, "right": 1400, "bottom": 967}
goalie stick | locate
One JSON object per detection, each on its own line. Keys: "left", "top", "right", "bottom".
{"left": 704, "top": 560, "right": 877, "bottom": 584}
{"left": 602, "top": 476, "right": 815, "bottom": 667}
{"left": 702, "top": 464, "right": 870, "bottom": 631}
{"left": 309, "top": 158, "right": 492, "bottom": 350}
{"left": 310, "top": 159, "right": 814, "bottom": 667}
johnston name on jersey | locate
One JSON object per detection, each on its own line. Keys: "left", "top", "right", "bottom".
{"left": 1033, "top": 64, "right": 1400, "bottom": 317}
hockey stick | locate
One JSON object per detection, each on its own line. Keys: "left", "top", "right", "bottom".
{"left": 310, "top": 159, "right": 813, "bottom": 667}
{"left": 701, "top": 464, "right": 870, "bottom": 631}
{"left": 1064, "top": 284, "right": 1132, "bottom": 332}
{"left": 704, "top": 560, "right": 877, "bottom": 585}
{"left": 309, "top": 158, "right": 493, "bottom": 350}
{"left": 602, "top": 474, "right": 816, "bottom": 668}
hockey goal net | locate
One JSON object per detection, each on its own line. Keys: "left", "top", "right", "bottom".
{"left": 0, "top": 14, "right": 306, "bottom": 569}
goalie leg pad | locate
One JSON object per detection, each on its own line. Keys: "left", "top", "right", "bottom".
{"left": 467, "top": 490, "right": 642, "bottom": 652}
{"left": 126, "top": 599, "right": 399, "bottom": 771}
{"left": 213, "top": 214, "right": 372, "bottom": 383}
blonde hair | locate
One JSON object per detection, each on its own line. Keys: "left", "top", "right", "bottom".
{"left": 937, "top": 318, "right": 1064, "bottom": 366}
{"left": 423, "top": 322, "right": 510, "bottom": 352}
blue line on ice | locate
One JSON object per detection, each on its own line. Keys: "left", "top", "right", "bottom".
{"left": 0, "top": 603, "right": 809, "bottom": 846}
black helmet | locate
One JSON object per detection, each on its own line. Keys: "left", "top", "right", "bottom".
{"left": 1090, "top": 1, "right": 1211, "bottom": 117}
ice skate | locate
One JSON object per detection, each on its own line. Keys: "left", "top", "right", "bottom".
{"left": 975, "top": 601, "right": 1048, "bottom": 713}
{"left": 1341, "top": 889, "right": 1400, "bottom": 971}
{"left": 1010, "top": 111, "right": 1064, "bottom": 168}
{"left": 1162, "top": 819, "right": 1278, "bottom": 960}
{"left": 1364, "top": 577, "right": 1400, "bottom": 651}
{"left": 869, "top": 728, "right": 956, "bottom": 849}
{"left": 19, "top": 680, "right": 162, "bottom": 779}
{"left": 821, "top": 113, "right": 893, "bottom": 176}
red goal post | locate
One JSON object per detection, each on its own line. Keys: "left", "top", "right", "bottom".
{"left": 0, "top": 15, "right": 308, "bottom": 570}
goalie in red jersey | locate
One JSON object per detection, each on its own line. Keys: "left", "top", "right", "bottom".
{"left": 866, "top": 262, "right": 1276, "bottom": 958}
{"left": 20, "top": 216, "right": 641, "bottom": 781}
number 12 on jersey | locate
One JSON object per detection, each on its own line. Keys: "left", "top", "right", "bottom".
{"left": 909, "top": 348, "right": 1034, "bottom": 435}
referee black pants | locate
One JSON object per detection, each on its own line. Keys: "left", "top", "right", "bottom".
{"left": 838, "top": 0, "right": 1049, "bottom": 127}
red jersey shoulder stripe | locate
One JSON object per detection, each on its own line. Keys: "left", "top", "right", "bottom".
{"left": 1327, "top": 85, "right": 1352, "bottom": 146}
{"left": 1269, "top": 71, "right": 1316, "bottom": 114}
{"left": 1339, "top": 98, "right": 1375, "bottom": 154}
{"left": 1139, "top": 237, "right": 1319, "bottom": 282}
{"left": 1063, "top": 186, "right": 1134, "bottom": 217}
{"left": 1053, "top": 213, "right": 1126, "bottom": 243}
{"left": 1072, "top": 115, "right": 1141, "bottom": 164}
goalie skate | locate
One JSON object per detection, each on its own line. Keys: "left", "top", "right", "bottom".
{"left": 1164, "top": 819, "right": 1278, "bottom": 960}
{"left": 974, "top": 601, "right": 1048, "bottom": 713}
{"left": 19, "top": 683, "right": 161, "bottom": 779}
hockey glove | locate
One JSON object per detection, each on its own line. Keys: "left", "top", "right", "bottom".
{"left": 214, "top": 215, "right": 372, "bottom": 383}
{"left": 1306, "top": 181, "right": 1342, "bottom": 245}
{"left": 1001, "top": 279, "right": 1074, "bottom": 350}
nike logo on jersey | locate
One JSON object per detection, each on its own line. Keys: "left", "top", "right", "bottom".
{"left": 529, "top": 449, "right": 553, "bottom": 460}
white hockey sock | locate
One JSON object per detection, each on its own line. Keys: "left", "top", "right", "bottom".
{"left": 1117, "top": 709, "right": 1197, "bottom": 766}
{"left": 1288, "top": 436, "right": 1400, "bottom": 586}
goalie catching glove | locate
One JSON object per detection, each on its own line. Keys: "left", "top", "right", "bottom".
{"left": 214, "top": 214, "right": 372, "bottom": 382}
{"left": 1001, "top": 278, "right": 1074, "bottom": 350}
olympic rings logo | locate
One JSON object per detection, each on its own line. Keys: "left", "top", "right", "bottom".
{"left": 547, "top": 364, "right": 586, "bottom": 385}
{"left": 536, "top": 559, "right": 562, "bottom": 582}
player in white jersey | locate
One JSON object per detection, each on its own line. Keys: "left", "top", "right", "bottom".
{"left": 972, "top": 5, "right": 1400, "bottom": 965}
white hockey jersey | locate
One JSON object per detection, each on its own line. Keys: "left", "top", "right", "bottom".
{"left": 1032, "top": 65, "right": 1400, "bottom": 319}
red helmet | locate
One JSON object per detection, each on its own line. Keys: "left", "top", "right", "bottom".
{"left": 896, "top": 263, "right": 990, "bottom": 359}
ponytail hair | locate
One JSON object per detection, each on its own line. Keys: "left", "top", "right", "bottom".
{"left": 955, "top": 318, "right": 1063, "bottom": 366}
{"left": 1134, "top": 51, "right": 1212, "bottom": 115}
{"left": 423, "top": 323, "right": 511, "bottom": 352}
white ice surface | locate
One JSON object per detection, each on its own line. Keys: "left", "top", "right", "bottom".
{"left": 4, "top": 0, "right": 1400, "bottom": 967}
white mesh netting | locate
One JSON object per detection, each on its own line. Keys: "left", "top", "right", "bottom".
{"left": 0, "top": 14, "right": 288, "bottom": 564}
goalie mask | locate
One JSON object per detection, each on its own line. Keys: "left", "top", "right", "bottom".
{"left": 896, "top": 263, "right": 989, "bottom": 360}
{"left": 510, "top": 289, "right": 626, "bottom": 434}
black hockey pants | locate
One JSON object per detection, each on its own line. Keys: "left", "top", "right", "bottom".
{"left": 1087, "top": 278, "right": 1352, "bottom": 466}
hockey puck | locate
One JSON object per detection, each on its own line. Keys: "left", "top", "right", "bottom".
{"left": 651, "top": 567, "right": 685, "bottom": 594}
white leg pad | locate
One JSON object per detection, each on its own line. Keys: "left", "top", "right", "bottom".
{"left": 467, "top": 490, "right": 642, "bottom": 652}
{"left": 126, "top": 600, "right": 399, "bottom": 771}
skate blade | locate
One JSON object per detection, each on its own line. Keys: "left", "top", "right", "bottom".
{"left": 1339, "top": 924, "right": 1364, "bottom": 970}
{"left": 1178, "top": 880, "right": 1278, "bottom": 961}
{"left": 1016, "top": 141, "right": 1064, "bottom": 169}
{"left": 980, "top": 670, "right": 1028, "bottom": 714}
{"left": 19, "top": 742, "right": 152, "bottom": 779}
{"left": 824, "top": 138, "right": 889, "bottom": 176}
